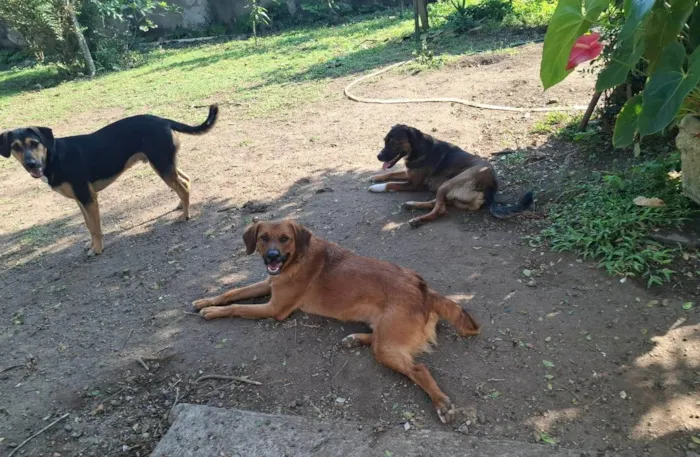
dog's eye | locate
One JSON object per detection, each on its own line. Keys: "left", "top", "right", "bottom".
{"left": 279, "top": 235, "right": 289, "bottom": 243}
{"left": 28, "top": 140, "right": 38, "bottom": 147}
{"left": 11, "top": 144, "right": 21, "bottom": 151}
{"left": 260, "top": 234, "right": 270, "bottom": 242}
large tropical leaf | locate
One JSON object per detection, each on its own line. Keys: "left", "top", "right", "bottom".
{"left": 613, "top": 94, "right": 643, "bottom": 147}
{"left": 639, "top": 43, "right": 700, "bottom": 136}
{"left": 644, "top": 0, "right": 696, "bottom": 72}
{"left": 540, "top": 0, "right": 610, "bottom": 89}
{"left": 596, "top": 31, "right": 646, "bottom": 92}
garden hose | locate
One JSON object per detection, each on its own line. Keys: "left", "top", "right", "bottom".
{"left": 343, "top": 39, "right": 589, "bottom": 113}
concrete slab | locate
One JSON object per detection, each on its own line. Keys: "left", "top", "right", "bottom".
{"left": 151, "top": 404, "right": 614, "bottom": 457}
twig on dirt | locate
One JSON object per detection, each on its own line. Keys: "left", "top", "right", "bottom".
{"left": 310, "top": 437, "right": 330, "bottom": 452}
{"left": 553, "top": 382, "right": 581, "bottom": 401}
{"left": 491, "top": 150, "right": 520, "bottom": 157}
{"left": 309, "top": 400, "right": 325, "bottom": 417}
{"left": 191, "top": 101, "right": 244, "bottom": 109}
{"left": 0, "top": 364, "right": 23, "bottom": 374}
{"left": 301, "top": 323, "right": 321, "bottom": 328}
{"left": 195, "top": 374, "right": 262, "bottom": 386}
{"left": 102, "top": 387, "right": 126, "bottom": 404}
{"left": 8, "top": 413, "right": 70, "bottom": 457}
{"left": 170, "top": 387, "right": 180, "bottom": 413}
{"left": 135, "top": 358, "right": 149, "bottom": 371}
{"left": 121, "top": 329, "right": 134, "bottom": 350}
{"left": 183, "top": 311, "right": 200, "bottom": 316}
{"left": 486, "top": 378, "right": 506, "bottom": 382}
{"left": 585, "top": 394, "right": 603, "bottom": 409}
{"left": 216, "top": 205, "right": 239, "bottom": 213}
{"left": 204, "top": 380, "right": 238, "bottom": 397}
{"left": 331, "top": 360, "right": 349, "bottom": 382}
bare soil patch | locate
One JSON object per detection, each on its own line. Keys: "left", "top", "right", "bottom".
{"left": 1, "top": 44, "right": 698, "bottom": 457}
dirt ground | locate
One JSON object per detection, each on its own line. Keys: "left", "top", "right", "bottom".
{"left": 1, "top": 43, "right": 699, "bottom": 457}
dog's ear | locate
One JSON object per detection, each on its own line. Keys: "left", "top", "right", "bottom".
{"left": 292, "top": 221, "right": 312, "bottom": 253}
{"left": 405, "top": 126, "right": 423, "bottom": 151}
{"left": 0, "top": 130, "right": 11, "bottom": 158}
{"left": 31, "top": 127, "right": 55, "bottom": 152}
{"left": 242, "top": 222, "right": 260, "bottom": 255}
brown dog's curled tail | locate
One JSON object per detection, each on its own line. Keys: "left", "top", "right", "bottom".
{"left": 429, "top": 291, "right": 481, "bottom": 336}
{"left": 169, "top": 104, "right": 219, "bottom": 135}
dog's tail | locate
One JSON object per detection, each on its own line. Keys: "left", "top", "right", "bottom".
{"left": 486, "top": 187, "right": 534, "bottom": 220}
{"left": 169, "top": 104, "right": 219, "bottom": 135}
{"left": 428, "top": 288, "right": 481, "bottom": 337}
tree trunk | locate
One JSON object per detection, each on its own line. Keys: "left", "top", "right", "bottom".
{"left": 66, "top": 0, "right": 95, "bottom": 78}
{"left": 285, "top": 0, "right": 298, "bottom": 18}
{"left": 413, "top": 0, "right": 429, "bottom": 35}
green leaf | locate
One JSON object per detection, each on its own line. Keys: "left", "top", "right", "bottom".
{"left": 644, "top": 0, "right": 696, "bottom": 72}
{"left": 619, "top": 0, "right": 654, "bottom": 42}
{"left": 682, "top": 302, "right": 694, "bottom": 310}
{"left": 540, "top": 0, "right": 610, "bottom": 89}
{"left": 689, "top": 5, "right": 700, "bottom": 49}
{"left": 639, "top": 44, "right": 700, "bottom": 136}
{"left": 540, "top": 431, "right": 557, "bottom": 445}
{"left": 596, "top": 30, "right": 646, "bottom": 92}
{"left": 613, "top": 94, "right": 643, "bottom": 147}
{"left": 691, "top": 435, "right": 700, "bottom": 445}
{"left": 542, "top": 360, "right": 555, "bottom": 368}
{"left": 544, "top": 374, "right": 555, "bottom": 380}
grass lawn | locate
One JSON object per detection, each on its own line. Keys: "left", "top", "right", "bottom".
{"left": 0, "top": 7, "right": 546, "bottom": 129}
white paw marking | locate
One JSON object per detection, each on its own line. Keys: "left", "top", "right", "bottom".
{"left": 404, "top": 201, "right": 417, "bottom": 206}
{"left": 368, "top": 183, "right": 388, "bottom": 193}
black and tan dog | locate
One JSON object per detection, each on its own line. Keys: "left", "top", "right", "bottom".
{"left": 368, "top": 125, "right": 533, "bottom": 227}
{"left": 0, "top": 105, "right": 218, "bottom": 256}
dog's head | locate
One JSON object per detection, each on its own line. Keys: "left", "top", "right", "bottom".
{"left": 242, "top": 219, "right": 312, "bottom": 276}
{"left": 0, "top": 127, "right": 55, "bottom": 179}
{"left": 377, "top": 124, "right": 423, "bottom": 169}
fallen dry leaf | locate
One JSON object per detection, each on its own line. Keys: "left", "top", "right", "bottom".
{"left": 633, "top": 196, "right": 665, "bottom": 207}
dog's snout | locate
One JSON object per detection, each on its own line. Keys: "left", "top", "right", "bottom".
{"left": 266, "top": 249, "right": 281, "bottom": 260}
{"left": 24, "top": 157, "right": 39, "bottom": 168}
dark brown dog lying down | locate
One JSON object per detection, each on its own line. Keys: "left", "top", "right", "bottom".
{"left": 193, "top": 219, "right": 481, "bottom": 424}
{"left": 369, "top": 124, "right": 533, "bottom": 227}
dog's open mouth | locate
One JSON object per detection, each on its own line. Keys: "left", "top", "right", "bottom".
{"left": 28, "top": 168, "right": 43, "bottom": 179}
{"left": 382, "top": 155, "right": 402, "bottom": 170}
{"left": 266, "top": 260, "right": 284, "bottom": 275}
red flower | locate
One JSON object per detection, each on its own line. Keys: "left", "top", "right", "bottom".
{"left": 566, "top": 33, "right": 602, "bottom": 71}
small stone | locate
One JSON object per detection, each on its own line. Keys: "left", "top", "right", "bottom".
{"left": 619, "top": 391, "right": 627, "bottom": 400}
{"left": 545, "top": 337, "right": 552, "bottom": 343}
{"left": 335, "top": 397, "right": 346, "bottom": 404}
{"left": 547, "top": 98, "right": 559, "bottom": 105}
{"left": 122, "top": 445, "right": 130, "bottom": 452}
{"left": 404, "top": 422, "right": 411, "bottom": 431}
{"left": 477, "top": 410, "right": 486, "bottom": 424}
{"left": 64, "top": 424, "right": 73, "bottom": 432}
{"left": 458, "top": 423, "right": 469, "bottom": 435}
{"left": 527, "top": 279, "right": 537, "bottom": 287}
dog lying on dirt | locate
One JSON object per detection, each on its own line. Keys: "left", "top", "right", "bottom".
{"left": 368, "top": 125, "right": 533, "bottom": 227}
{"left": 0, "top": 105, "right": 218, "bottom": 256}
{"left": 193, "top": 219, "right": 481, "bottom": 424}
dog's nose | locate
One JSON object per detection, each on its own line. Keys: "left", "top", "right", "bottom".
{"left": 377, "top": 153, "right": 383, "bottom": 161}
{"left": 266, "top": 249, "right": 281, "bottom": 260}
{"left": 25, "top": 157, "right": 38, "bottom": 168}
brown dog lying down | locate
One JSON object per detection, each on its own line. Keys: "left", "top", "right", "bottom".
{"left": 368, "top": 125, "right": 533, "bottom": 227}
{"left": 193, "top": 219, "right": 481, "bottom": 424}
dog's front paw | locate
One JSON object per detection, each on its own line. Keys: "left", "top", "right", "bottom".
{"left": 84, "top": 240, "right": 93, "bottom": 251}
{"left": 368, "top": 183, "right": 388, "bottom": 193}
{"left": 192, "top": 298, "right": 215, "bottom": 310}
{"left": 436, "top": 397, "right": 455, "bottom": 424}
{"left": 87, "top": 246, "right": 103, "bottom": 257}
{"left": 199, "top": 306, "right": 225, "bottom": 320}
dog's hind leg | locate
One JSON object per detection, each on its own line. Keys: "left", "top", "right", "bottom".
{"left": 153, "top": 165, "right": 190, "bottom": 221}
{"left": 372, "top": 314, "right": 454, "bottom": 424}
{"left": 341, "top": 333, "right": 373, "bottom": 348}
{"left": 408, "top": 188, "right": 447, "bottom": 228}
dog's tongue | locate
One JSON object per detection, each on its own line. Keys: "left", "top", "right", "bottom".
{"left": 382, "top": 161, "right": 392, "bottom": 170}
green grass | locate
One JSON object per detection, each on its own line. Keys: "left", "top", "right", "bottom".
{"left": 0, "top": 4, "right": 550, "bottom": 128}
{"left": 534, "top": 153, "right": 699, "bottom": 287}
{"left": 531, "top": 112, "right": 580, "bottom": 135}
